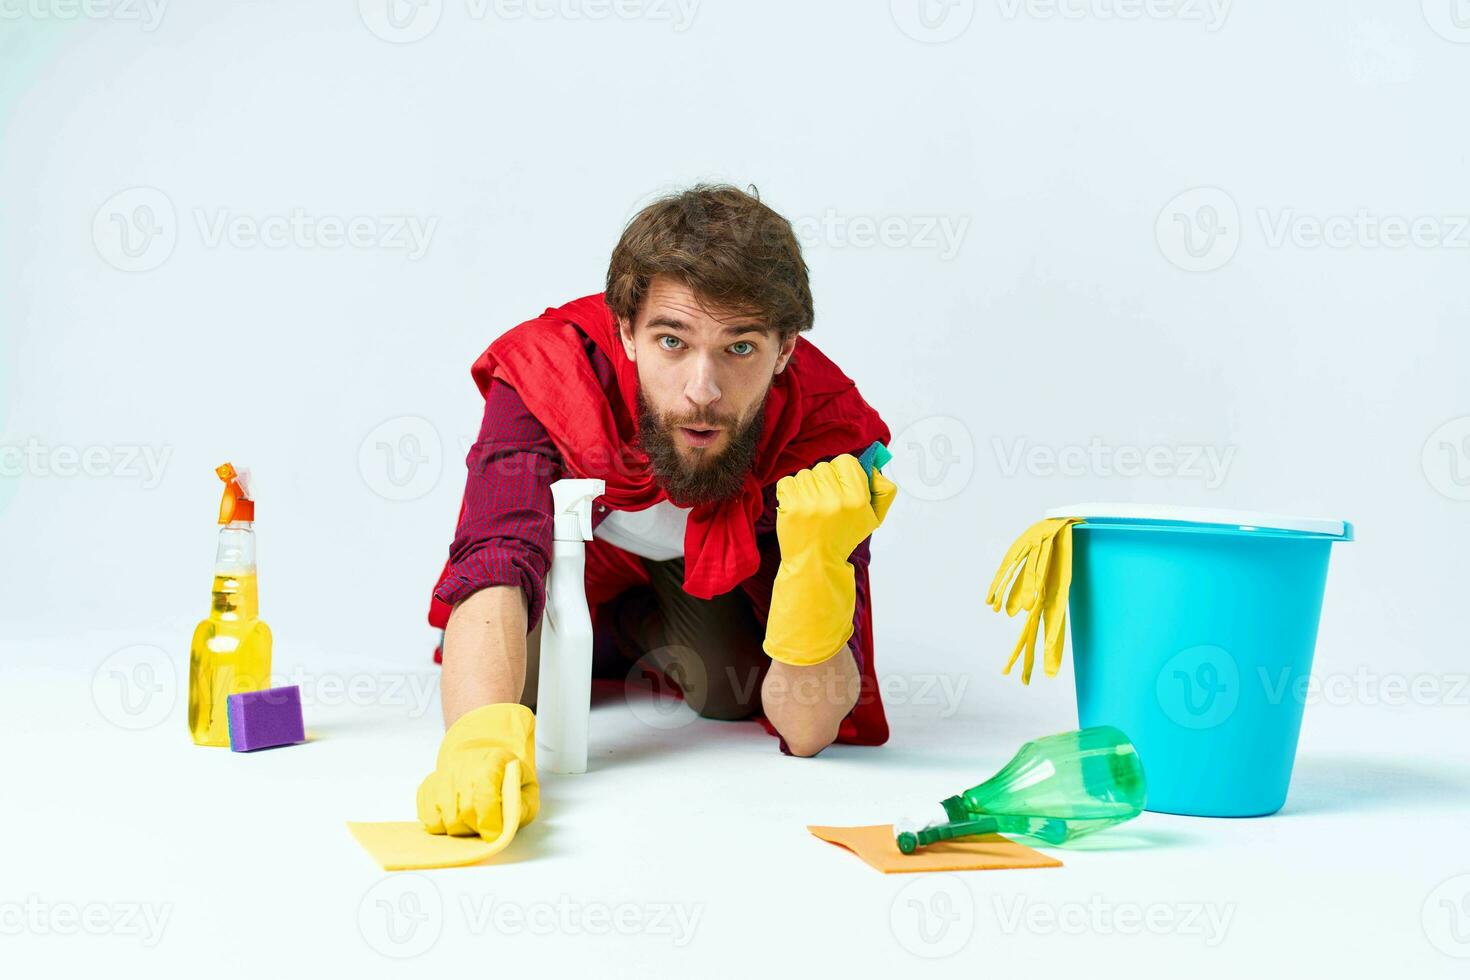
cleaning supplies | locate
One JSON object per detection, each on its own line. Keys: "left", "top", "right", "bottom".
{"left": 188, "top": 463, "right": 273, "bottom": 746}
{"left": 349, "top": 704, "right": 537, "bottom": 872}
{"left": 416, "top": 702, "right": 538, "bottom": 842}
{"left": 987, "top": 517, "right": 1082, "bottom": 683}
{"left": 227, "top": 685, "right": 305, "bottom": 752}
{"left": 895, "top": 726, "right": 1146, "bottom": 853}
{"left": 1056, "top": 503, "right": 1354, "bottom": 816}
{"left": 763, "top": 443, "right": 897, "bottom": 667}
{"left": 536, "top": 477, "right": 604, "bottom": 775}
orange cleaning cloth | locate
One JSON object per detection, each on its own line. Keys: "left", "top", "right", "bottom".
{"left": 808, "top": 824, "right": 1062, "bottom": 874}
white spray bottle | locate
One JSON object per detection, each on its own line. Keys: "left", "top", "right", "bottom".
{"left": 536, "top": 477, "right": 605, "bottom": 775}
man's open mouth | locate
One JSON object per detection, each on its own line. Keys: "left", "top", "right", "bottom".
{"left": 678, "top": 426, "right": 722, "bottom": 447}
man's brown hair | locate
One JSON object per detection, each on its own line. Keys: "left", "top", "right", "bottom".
{"left": 605, "top": 184, "right": 814, "bottom": 339}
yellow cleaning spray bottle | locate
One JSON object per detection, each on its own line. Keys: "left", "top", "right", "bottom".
{"left": 188, "top": 463, "right": 273, "bottom": 746}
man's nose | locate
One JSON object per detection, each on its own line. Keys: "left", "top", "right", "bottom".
{"left": 683, "top": 356, "right": 722, "bottom": 410}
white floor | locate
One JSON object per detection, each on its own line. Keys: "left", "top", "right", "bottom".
{"left": 4, "top": 633, "right": 1469, "bottom": 979}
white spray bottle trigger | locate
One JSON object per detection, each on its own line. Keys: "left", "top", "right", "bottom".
{"left": 550, "top": 478, "right": 605, "bottom": 542}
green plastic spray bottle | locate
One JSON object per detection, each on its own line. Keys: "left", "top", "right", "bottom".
{"left": 895, "top": 726, "right": 1147, "bottom": 853}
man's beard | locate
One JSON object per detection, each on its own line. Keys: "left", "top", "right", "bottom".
{"left": 636, "top": 387, "right": 767, "bottom": 506}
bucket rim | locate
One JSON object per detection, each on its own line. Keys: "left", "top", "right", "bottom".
{"left": 1047, "top": 503, "right": 1353, "bottom": 541}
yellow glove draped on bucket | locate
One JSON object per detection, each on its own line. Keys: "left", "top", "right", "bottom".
{"left": 346, "top": 702, "right": 539, "bottom": 871}
{"left": 986, "top": 518, "right": 1082, "bottom": 684}
{"left": 763, "top": 454, "right": 898, "bottom": 667}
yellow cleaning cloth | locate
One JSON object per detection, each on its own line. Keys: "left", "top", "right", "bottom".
{"left": 987, "top": 517, "right": 1081, "bottom": 683}
{"left": 348, "top": 762, "right": 523, "bottom": 871}
{"left": 808, "top": 824, "right": 1062, "bottom": 874}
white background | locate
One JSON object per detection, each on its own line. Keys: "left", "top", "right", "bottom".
{"left": 1, "top": 2, "right": 1467, "bottom": 977}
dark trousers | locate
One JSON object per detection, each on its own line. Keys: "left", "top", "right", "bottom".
{"left": 520, "top": 557, "right": 769, "bottom": 720}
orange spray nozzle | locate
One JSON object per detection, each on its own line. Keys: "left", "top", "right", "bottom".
{"left": 215, "top": 462, "right": 255, "bottom": 524}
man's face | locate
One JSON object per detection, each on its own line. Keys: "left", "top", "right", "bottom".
{"left": 618, "top": 276, "right": 798, "bottom": 505}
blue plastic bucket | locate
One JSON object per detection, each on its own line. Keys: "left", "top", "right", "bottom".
{"left": 1053, "top": 505, "right": 1354, "bottom": 817}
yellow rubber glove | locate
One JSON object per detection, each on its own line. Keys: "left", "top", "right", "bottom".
{"left": 416, "top": 702, "right": 539, "bottom": 843}
{"left": 986, "top": 518, "right": 1081, "bottom": 684}
{"left": 764, "top": 454, "right": 898, "bottom": 667}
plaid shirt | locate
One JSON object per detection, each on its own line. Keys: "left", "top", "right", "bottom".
{"left": 433, "top": 327, "right": 873, "bottom": 668}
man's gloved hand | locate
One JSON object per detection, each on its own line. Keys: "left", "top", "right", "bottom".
{"left": 763, "top": 453, "right": 897, "bottom": 667}
{"left": 416, "top": 702, "right": 539, "bottom": 846}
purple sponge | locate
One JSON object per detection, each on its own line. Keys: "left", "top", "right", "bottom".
{"left": 227, "top": 686, "right": 306, "bottom": 752}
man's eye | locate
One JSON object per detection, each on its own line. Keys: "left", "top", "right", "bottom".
{"left": 729, "top": 341, "right": 755, "bottom": 356}
{"left": 658, "top": 335, "right": 683, "bottom": 351}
